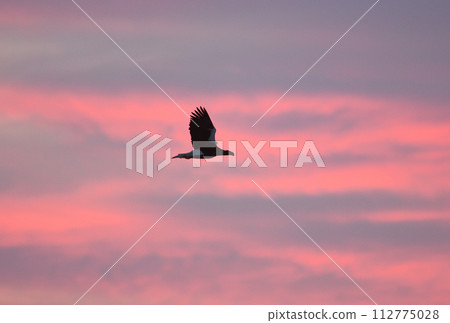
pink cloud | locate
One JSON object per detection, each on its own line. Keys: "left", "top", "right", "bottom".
{"left": 1, "top": 84, "right": 449, "bottom": 304}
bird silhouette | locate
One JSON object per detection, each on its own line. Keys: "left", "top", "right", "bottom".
{"left": 172, "top": 107, "right": 235, "bottom": 159}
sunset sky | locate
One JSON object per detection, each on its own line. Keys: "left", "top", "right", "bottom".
{"left": 1, "top": 0, "right": 449, "bottom": 304}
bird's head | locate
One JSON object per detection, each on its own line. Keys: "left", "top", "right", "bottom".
{"left": 223, "top": 150, "right": 235, "bottom": 156}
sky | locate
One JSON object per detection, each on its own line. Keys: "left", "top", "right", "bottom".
{"left": 0, "top": 0, "right": 449, "bottom": 304}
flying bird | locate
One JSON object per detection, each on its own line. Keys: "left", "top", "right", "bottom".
{"left": 172, "top": 107, "right": 234, "bottom": 159}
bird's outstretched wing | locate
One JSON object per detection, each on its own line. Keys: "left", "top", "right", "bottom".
{"left": 189, "top": 107, "right": 216, "bottom": 148}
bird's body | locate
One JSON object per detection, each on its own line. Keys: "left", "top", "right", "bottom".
{"left": 172, "top": 107, "right": 234, "bottom": 159}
